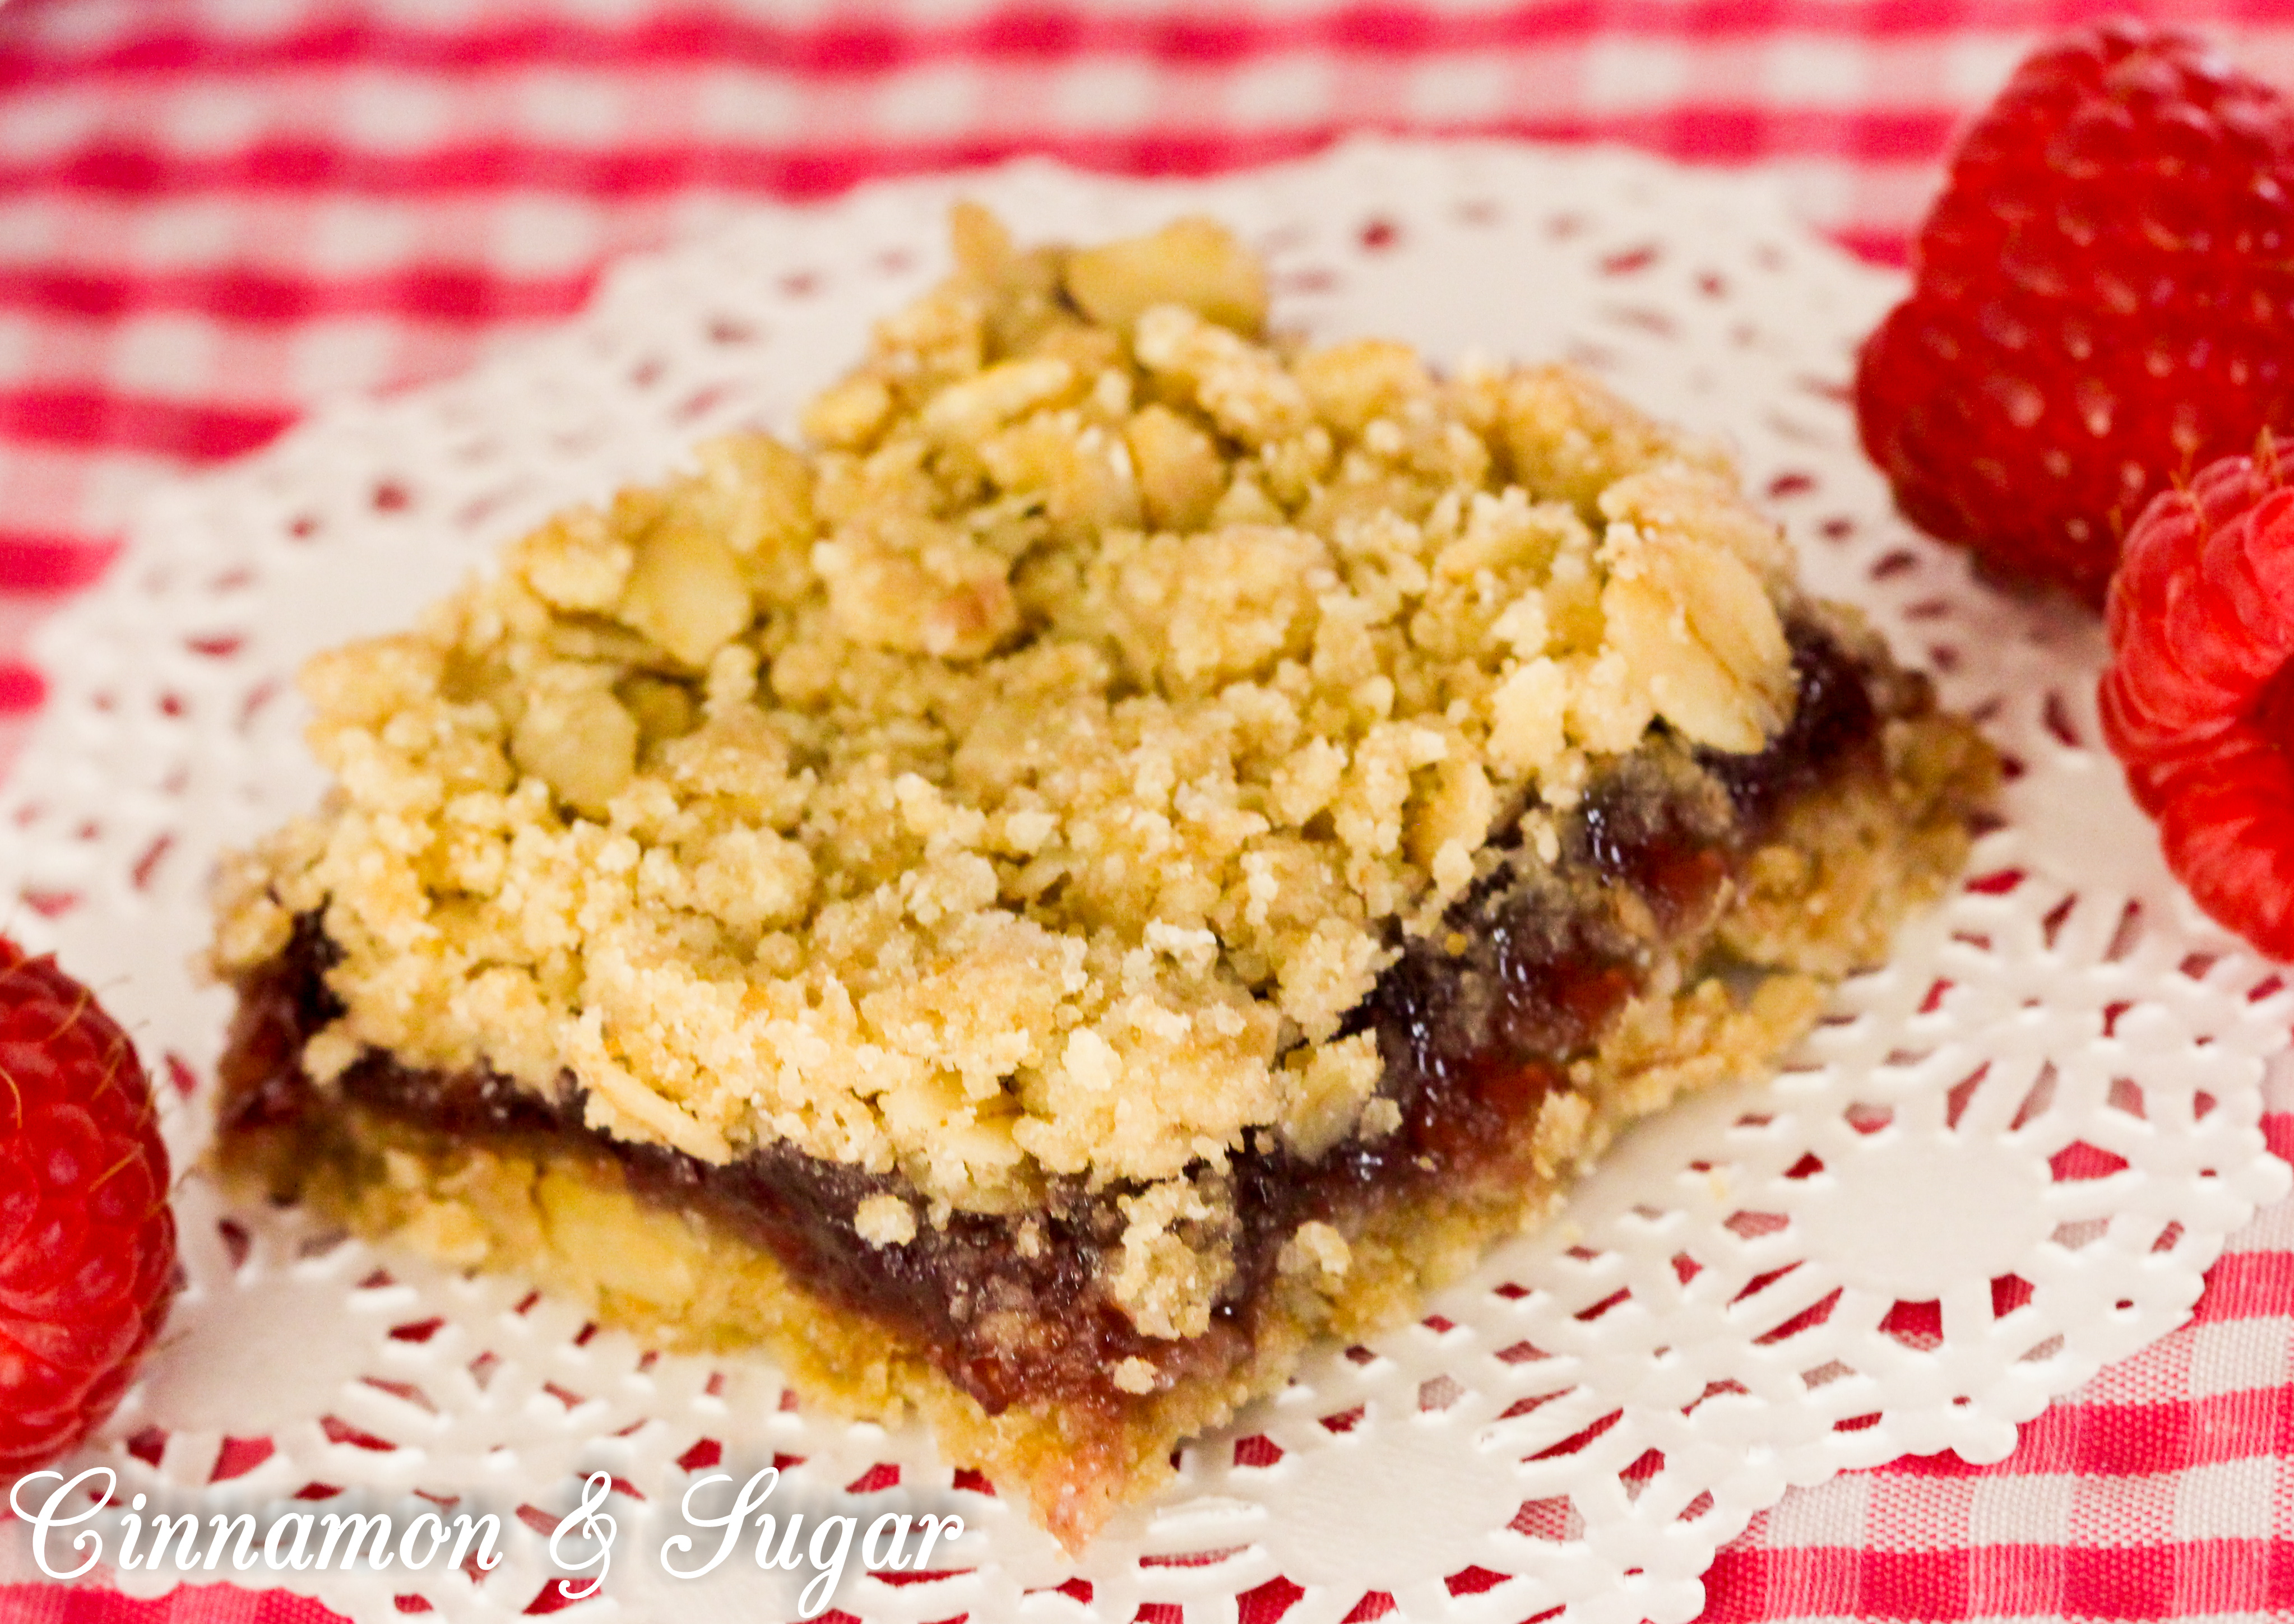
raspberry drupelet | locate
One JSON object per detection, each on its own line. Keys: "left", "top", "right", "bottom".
{"left": 1857, "top": 21, "right": 2294, "bottom": 605}
{"left": 2101, "top": 442, "right": 2294, "bottom": 960}
{"left": 0, "top": 938, "right": 178, "bottom": 1474}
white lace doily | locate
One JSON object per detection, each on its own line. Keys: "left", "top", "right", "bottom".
{"left": 0, "top": 139, "right": 2286, "bottom": 1624}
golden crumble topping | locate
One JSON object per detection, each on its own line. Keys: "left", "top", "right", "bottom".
{"left": 211, "top": 206, "right": 1805, "bottom": 1235}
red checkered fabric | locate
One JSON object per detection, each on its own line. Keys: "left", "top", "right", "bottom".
{"left": 5, "top": 2, "right": 2294, "bottom": 1620}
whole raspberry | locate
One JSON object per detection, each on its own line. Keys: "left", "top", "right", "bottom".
{"left": 0, "top": 939, "right": 177, "bottom": 1475}
{"left": 1856, "top": 21, "right": 2294, "bottom": 605}
{"left": 2100, "top": 442, "right": 2294, "bottom": 958}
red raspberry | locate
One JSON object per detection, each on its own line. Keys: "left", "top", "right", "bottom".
{"left": 2099, "top": 442, "right": 2294, "bottom": 958}
{"left": 0, "top": 939, "right": 178, "bottom": 1475}
{"left": 1856, "top": 21, "right": 2294, "bottom": 605}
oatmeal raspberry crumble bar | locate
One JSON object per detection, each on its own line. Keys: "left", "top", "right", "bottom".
{"left": 208, "top": 208, "right": 1993, "bottom": 1548}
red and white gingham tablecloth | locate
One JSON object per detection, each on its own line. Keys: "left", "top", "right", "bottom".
{"left": 5, "top": 2, "right": 2294, "bottom": 1620}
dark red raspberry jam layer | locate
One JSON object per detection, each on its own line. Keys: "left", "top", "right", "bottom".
{"left": 221, "top": 615, "right": 1894, "bottom": 1417}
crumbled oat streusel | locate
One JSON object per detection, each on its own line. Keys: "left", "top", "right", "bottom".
{"left": 211, "top": 207, "right": 1800, "bottom": 1251}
